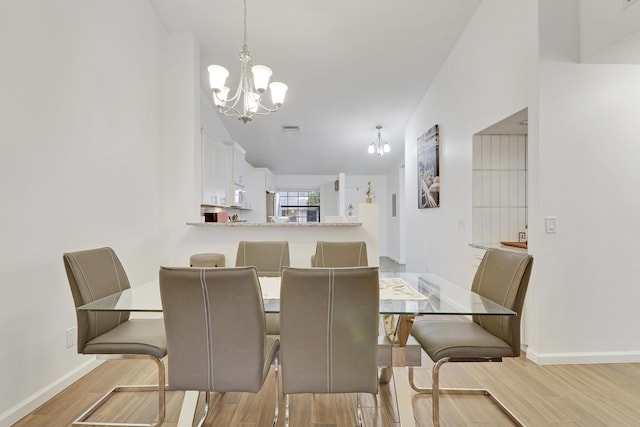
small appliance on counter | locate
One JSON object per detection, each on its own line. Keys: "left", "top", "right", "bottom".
{"left": 203, "top": 210, "right": 229, "bottom": 223}
{"left": 216, "top": 211, "right": 229, "bottom": 223}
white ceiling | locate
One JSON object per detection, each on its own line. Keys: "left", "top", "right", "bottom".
{"left": 149, "top": 0, "right": 481, "bottom": 175}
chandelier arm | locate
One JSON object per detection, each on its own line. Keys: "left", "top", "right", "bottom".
{"left": 208, "top": 0, "right": 286, "bottom": 123}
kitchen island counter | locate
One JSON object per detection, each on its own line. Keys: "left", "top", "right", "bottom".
{"left": 182, "top": 204, "right": 379, "bottom": 268}
{"left": 187, "top": 222, "right": 362, "bottom": 227}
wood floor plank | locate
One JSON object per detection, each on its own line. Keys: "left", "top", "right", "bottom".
{"left": 13, "top": 261, "right": 640, "bottom": 426}
{"left": 15, "top": 346, "right": 640, "bottom": 426}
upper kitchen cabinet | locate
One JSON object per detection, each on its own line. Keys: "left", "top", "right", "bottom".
{"left": 202, "top": 137, "right": 254, "bottom": 210}
{"left": 224, "top": 141, "right": 253, "bottom": 209}
{"left": 202, "top": 132, "right": 230, "bottom": 206}
{"left": 226, "top": 141, "right": 248, "bottom": 186}
{"left": 265, "top": 168, "right": 276, "bottom": 193}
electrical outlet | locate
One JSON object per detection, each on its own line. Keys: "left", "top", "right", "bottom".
{"left": 624, "top": 0, "right": 638, "bottom": 9}
{"left": 66, "top": 327, "right": 76, "bottom": 348}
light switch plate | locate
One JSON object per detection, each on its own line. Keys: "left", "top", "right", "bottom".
{"left": 545, "top": 217, "right": 557, "bottom": 234}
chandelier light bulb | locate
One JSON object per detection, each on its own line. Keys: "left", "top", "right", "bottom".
{"left": 368, "top": 143, "right": 375, "bottom": 154}
{"left": 384, "top": 142, "right": 391, "bottom": 153}
{"left": 269, "top": 82, "right": 288, "bottom": 106}
{"left": 251, "top": 65, "right": 272, "bottom": 93}
{"left": 246, "top": 92, "right": 260, "bottom": 113}
{"left": 208, "top": 65, "right": 229, "bottom": 92}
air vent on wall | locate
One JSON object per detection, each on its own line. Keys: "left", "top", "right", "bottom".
{"left": 282, "top": 125, "right": 300, "bottom": 133}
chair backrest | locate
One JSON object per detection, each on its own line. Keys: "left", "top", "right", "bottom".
{"left": 159, "top": 266, "right": 267, "bottom": 392}
{"left": 471, "top": 248, "right": 533, "bottom": 356}
{"left": 280, "top": 267, "right": 379, "bottom": 394}
{"left": 235, "top": 241, "right": 290, "bottom": 277}
{"left": 311, "top": 241, "right": 368, "bottom": 267}
{"left": 63, "top": 247, "right": 131, "bottom": 353}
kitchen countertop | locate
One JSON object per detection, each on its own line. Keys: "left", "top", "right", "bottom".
{"left": 469, "top": 242, "right": 528, "bottom": 253}
{"left": 187, "top": 222, "right": 362, "bottom": 227}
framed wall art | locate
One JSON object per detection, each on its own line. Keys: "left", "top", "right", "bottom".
{"left": 417, "top": 124, "right": 440, "bottom": 208}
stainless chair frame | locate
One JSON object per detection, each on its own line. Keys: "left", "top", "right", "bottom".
{"left": 196, "top": 355, "right": 279, "bottom": 427}
{"left": 408, "top": 358, "right": 525, "bottom": 427}
{"left": 72, "top": 354, "right": 166, "bottom": 427}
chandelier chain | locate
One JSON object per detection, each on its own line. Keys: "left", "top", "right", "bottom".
{"left": 242, "top": 0, "right": 248, "bottom": 49}
{"left": 207, "top": 0, "right": 287, "bottom": 122}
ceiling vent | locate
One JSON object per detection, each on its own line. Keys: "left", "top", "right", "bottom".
{"left": 282, "top": 125, "right": 300, "bottom": 133}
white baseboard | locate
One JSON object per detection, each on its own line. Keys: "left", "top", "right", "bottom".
{"left": 526, "top": 348, "right": 640, "bottom": 365}
{"left": 0, "top": 358, "right": 102, "bottom": 425}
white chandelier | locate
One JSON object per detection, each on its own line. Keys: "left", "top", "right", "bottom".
{"left": 368, "top": 125, "right": 391, "bottom": 156}
{"left": 207, "top": 0, "right": 287, "bottom": 123}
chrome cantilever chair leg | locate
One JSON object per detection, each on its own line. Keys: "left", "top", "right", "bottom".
{"left": 356, "top": 393, "right": 365, "bottom": 427}
{"left": 408, "top": 358, "right": 525, "bottom": 427}
{"left": 194, "top": 357, "right": 280, "bottom": 427}
{"left": 273, "top": 355, "right": 279, "bottom": 427}
{"left": 284, "top": 394, "right": 290, "bottom": 427}
{"left": 196, "top": 392, "right": 211, "bottom": 427}
{"left": 73, "top": 354, "right": 166, "bottom": 427}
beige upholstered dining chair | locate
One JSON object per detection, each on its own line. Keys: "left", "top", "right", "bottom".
{"left": 409, "top": 248, "right": 534, "bottom": 427}
{"left": 235, "top": 240, "right": 290, "bottom": 276}
{"left": 236, "top": 240, "right": 290, "bottom": 335}
{"left": 159, "top": 266, "right": 280, "bottom": 427}
{"left": 310, "top": 241, "right": 368, "bottom": 267}
{"left": 279, "top": 267, "right": 379, "bottom": 427}
{"left": 63, "top": 247, "right": 167, "bottom": 427}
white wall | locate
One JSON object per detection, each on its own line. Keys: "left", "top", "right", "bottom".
{"left": 385, "top": 162, "right": 406, "bottom": 264}
{"left": 404, "top": 0, "right": 538, "bottom": 279}
{"left": 404, "top": 0, "right": 640, "bottom": 365}
{"left": 528, "top": 0, "right": 640, "bottom": 364}
{"left": 0, "top": 0, "right": 169, "bottom": 421}
{"left": 579, "top": 0, "right": 640, "bottom": 63}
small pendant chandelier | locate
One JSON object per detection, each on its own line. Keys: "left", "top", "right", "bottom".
{"left": 207, "top": 0, "right": 288, "bottom": 123}
{"left": 368, "top": 125, "right": 391, "bottom": 156}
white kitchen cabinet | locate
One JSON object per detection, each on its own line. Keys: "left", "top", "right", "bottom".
{"left": 226, "top": 141, "right": 248, "bottom": 186}
{"left": 202, "top": 133, "right": 230, "bottom": 206}
{"left": 265, "top": 168, "right": 275, "bottom": 192}
{"left": 242, "top": 159, "right": 253, "bottom": 209}
{"left": 203, "top": 139, "right": 255, "bottom": 210}
{"left": 221, "top": 141, "right": 255, "bottom": 209}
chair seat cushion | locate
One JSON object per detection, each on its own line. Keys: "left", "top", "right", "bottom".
{"left": 85, "top": 318, "right": 167, "bottom": 359}
{"left": 411, "top": 319, "right": 515, "bottom": 361}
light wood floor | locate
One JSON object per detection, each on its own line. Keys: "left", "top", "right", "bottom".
{"left": 14, "top": 259, "right": 640, "bottom": 426}
{"left": 14, "top": 350, "right": 640, "bottom": 426}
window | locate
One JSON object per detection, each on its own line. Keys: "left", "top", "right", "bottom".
{"left": 278, "top": 190, "right": 320, "bottom": 223}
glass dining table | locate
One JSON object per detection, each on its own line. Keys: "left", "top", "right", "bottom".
{"left": 77, "top": 271, "right": 515, "bottom": 427}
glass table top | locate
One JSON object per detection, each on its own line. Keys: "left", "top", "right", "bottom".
{"left": 76, "top": 271, "right": 515, "bottom": 317}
